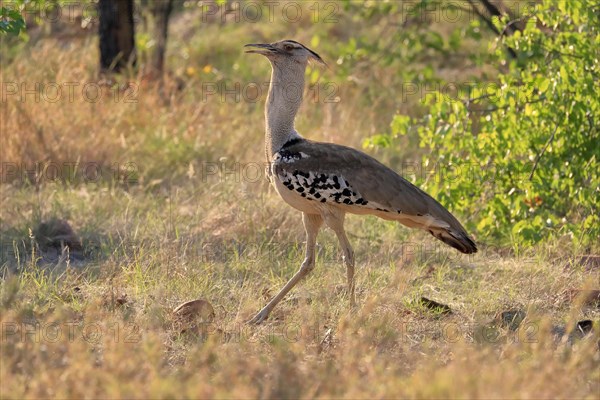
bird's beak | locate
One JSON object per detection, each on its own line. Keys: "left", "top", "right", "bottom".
{"left": 244, "top": 43, "right": 277, "bottom": 56}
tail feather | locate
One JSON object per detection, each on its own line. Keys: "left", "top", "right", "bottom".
{"left": 429, "top": 228, "right": 477, "bottom": 254}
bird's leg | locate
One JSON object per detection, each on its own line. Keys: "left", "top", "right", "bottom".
{"left": 248, "top": 213, "right": 322, "bottom": 325}
{"left": 338, "top": 231, "right": 356, "bottom": 307}
{"left": 324, "top": 212, "right": 356, "bottom": 307}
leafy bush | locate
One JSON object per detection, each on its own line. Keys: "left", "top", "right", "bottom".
{"left": 379, "top": 1, "right": 599, "bottom": 247}
{"left": 0, "top": 6, "right": 25, "bottom": 35}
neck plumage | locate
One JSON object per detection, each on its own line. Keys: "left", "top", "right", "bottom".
{"left": 264, "top": 62, "right": 306, "bottom": 160}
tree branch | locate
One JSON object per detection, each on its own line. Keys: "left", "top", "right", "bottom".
{"left": 467, "top": 0, "right": 519, "bottom": 58}
{"left": 529, "top": 122, "right": 560, "bottom": 181}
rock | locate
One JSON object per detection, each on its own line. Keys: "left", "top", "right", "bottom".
{"left": 418, "top": 297, "right": 452, "bottom": 315}
{"left": 115, "top": 294, "right": 128, "bottom": 306}
{"left": 573, "top": 320, "right": 594, "bottom": 338}
{"left": 552, "top": 320, "right": 595, "bottom": 345}
{"left": 496, "top": 309, "right": 526, "bottom": 331}
{"left": 173, "top": 299, "right": 216, "bottom": 335}
{"left": 33, "top": 218, "right": 82, "bottom": 252}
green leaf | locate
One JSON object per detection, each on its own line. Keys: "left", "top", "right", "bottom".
{"left": 0, "top": 6, "right": 26, "bottom": 35}
{"left": 363, "top": 134, "right": 392, "bottom": 149}
{"left": 376, "top": 0, "right": 600, "bottom": 246}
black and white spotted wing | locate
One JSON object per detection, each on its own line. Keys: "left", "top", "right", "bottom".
{"left": 270, "top": 140, "right": 394, "bottom": 211}
{"left": 271, "top": 138, "right": 453, "bottom": 215}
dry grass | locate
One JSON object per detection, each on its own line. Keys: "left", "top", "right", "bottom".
{"left": 1, "top": 175, "right": 598, "bottom": 398}
{"left": 1, "top": 2, "right": 599, "bottom": 399}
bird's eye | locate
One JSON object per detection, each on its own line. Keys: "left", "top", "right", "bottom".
{"left": 284, "top": 44, "right": 294, "bottom": 51}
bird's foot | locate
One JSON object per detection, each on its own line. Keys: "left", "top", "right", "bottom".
{"left": 247, "top": 308, "right": 271, "bottom": 325}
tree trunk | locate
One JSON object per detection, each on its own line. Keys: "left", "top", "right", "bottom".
{"left": 98, "top": 0, "right": 136, "bottom": 73}
{"left": 149, "top": 0, "right": 174, "bottom": 77}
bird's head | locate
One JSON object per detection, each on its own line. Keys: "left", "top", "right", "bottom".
{"left": 244, "top": 40, "right": 326, "bottom": 68}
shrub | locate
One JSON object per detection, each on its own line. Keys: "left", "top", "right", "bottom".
{"left": 381, "top": 1, "right": 599, "bottom": 248}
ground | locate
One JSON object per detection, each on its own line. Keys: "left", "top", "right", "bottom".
{"left": 1, "top": 2, "right": 599, "bottom": 398}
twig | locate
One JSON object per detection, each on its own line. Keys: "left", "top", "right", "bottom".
{"left": 462, "top": 93, "right": 494, "bottom": 107}
{"left": 529, "top": 122, "right": 560, "bottom": 181}
{"left": 466, "top": 0, "right": 520, "bottom": 58}
{"left": 499, "top": 17, "right": 525, "bottom": 38}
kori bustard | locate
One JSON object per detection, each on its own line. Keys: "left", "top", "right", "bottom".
{"left": 245, "top": 40, "right": 477, "bottom": 324}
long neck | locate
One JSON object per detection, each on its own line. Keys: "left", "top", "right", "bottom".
{"left": 264, "top": 62, "right": 306, "bottom": 158}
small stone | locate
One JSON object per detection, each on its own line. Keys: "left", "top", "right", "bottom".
{"left": 497, "top": 309, "right": 526, "bottom": 331}
{"left": 418, "top": 297, "right": 452, "bottom": 315}
{"left": 173, "top": 299, "right": 215, "bottom": 324}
